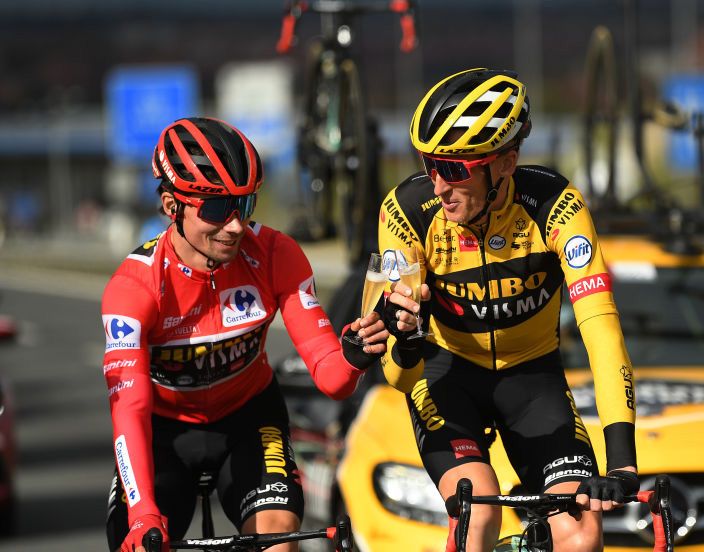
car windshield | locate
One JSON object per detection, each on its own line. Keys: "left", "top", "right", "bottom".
{"left": 561, "top": 263, "right": 704, "bottom": 368}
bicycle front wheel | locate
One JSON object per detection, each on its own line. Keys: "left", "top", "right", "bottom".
{"left": 336, "top": 57, "right": 368, "bottom": 265}
{"left": 583, "top": 24, "right": 618, "bottom": 209}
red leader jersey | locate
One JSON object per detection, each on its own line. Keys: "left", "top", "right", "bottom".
{"left": 101, "top": 222, "right": 363, "bottom": 523}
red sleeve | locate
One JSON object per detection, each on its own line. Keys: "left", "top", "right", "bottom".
{"left": 102, "top": 273, "right": 160, "bottom": 525}
{"left": 272, "top": 233, "right": 363, "bottom": 399}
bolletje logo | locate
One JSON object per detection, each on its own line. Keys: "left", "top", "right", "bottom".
{"left": 103, "top": 315, "right": 141, "bottom": 352}
{"left": 564, "top": 235, "right": 592, "bottom": 269}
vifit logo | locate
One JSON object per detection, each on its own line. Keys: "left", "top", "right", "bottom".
{"left": 382, "top": 249, "right": 399, "bottom": 281}
{"left": 564, "top": 235, "right": 592, "bottom": 269}
{"left": 298, "top": 276, "right": 320, "bottom": 310}
{"left": 220, "top": 286, "right": 266, "bottom": 327}
{"left": 103, "top": 315, "right": 141, "bottom": 352}
{"left": 114, "top": 435, "right": 141, "bottom": 507}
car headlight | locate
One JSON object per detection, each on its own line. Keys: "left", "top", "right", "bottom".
{"left": 373, "top": 462, "right": 448, "bottom": 525}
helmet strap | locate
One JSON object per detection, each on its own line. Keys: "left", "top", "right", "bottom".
{"left": 461, "top": 165, "right": 504, "bottom": 228}
{"left": 172, "top": 199, "right": 221, "bottom": 270}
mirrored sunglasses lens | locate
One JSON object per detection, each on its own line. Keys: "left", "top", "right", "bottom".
{"left": 198, "top": 197, "right": 233, "bottom": 223}
{"left": 199, "top": 195, "right": 256, "bottom": 223}
{"left": 435, "top": 159, "right": 469, "bottom": 182}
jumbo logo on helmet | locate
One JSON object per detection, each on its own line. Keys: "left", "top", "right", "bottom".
{"left": 490, "top": 116, "right": 516, "bottom": 148}
{"left": 158, "top": 150, "right": 176, "bottom": 184}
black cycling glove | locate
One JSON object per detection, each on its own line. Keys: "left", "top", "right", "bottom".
{"left": 382, "top": 297, "right": 418, "bottom": 342}
{"left": 341, "top": 325, "right": 384, "bottom": 370}
{"left": 382, "top": 297, "right": 424, "bottom": 367}
{"left": 576, "top": 470, "right": 639, "bottom": 503}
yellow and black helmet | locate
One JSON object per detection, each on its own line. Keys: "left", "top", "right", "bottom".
{"left": 410, "top": 68, "right": 531, "bottom": 156}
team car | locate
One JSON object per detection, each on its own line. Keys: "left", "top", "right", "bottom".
{"left": 278, "top": 219, "right": 704, "bottom": 551}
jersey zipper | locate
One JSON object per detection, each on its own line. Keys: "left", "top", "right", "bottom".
{"left": 206, "top": 270, "right": 217, "bottom": 413}
{"left": 476, "top": 220, "right": 497, "bottom": 370}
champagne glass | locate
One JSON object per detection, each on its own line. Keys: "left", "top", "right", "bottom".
{"left": 343, "top": 252, "right": 388, "bottom": 345}
{"left": 394, "top": 247, "right": 432, "bottom": 340}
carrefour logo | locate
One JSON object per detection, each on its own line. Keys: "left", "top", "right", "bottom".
{"left": 103, "top": 315, "right": 141, "bottom": 352}
{"left": 115, "top": 435, "right": 141, "bottom": 507}
{"left": 298, "top": 276, "right": 320, "bottom": 310}
{"left": 221, "top": 286, "right": 266, "bottom": 327}
{"left": 564, "top": 235, "right": 592, "bottom": 269}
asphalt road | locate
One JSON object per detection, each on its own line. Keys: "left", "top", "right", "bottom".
{"left": 0, "top": 265, "right": 304, "bottom": 551}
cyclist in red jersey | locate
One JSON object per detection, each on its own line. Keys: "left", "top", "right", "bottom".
{"left": 102, "top": 117, "right": 389, "bottom": 552}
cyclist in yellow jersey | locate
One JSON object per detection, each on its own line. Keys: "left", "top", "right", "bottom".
{"left": 378, "top": 69, "right": 638, "bottom": 552}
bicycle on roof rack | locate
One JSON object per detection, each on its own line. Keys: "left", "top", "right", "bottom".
{"left": 141, "top": 471, "right": 355, "bottom": 551}
{"left": 276, "top": 0, "right": 418, "bottom": 265}
{"left": 582, "top": 0, "right": 704, "bottom": 248}
{"left": 451, "top": 474, "right": 674, "bottom": 552}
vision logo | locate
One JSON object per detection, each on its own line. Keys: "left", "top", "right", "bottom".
{"left": 298, "top": 276, "right": 320, "bottom": 310}
{"left": 102, "top": 315, "right": 141, "bottom": 352}
{"left": 220, "top": 286, "right": 266, "bottom": 327}
{"left": 564, "top": 235, "right": 592, "bottom": 269}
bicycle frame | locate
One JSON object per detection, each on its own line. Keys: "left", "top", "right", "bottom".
{"left": 453, "top": 475, "right": 674, "bottom": 552}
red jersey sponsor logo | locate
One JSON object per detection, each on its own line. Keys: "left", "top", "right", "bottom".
{"left": 551, "top": 228, "right": 560, "bottom": 241}
{"left": 458, "top": 235, "right": 478, "bottom": 252}
{"left": 451, "top": 438, "right": 482, "bottom": 459}
{"left": 568, "top": 273, "right": 612, "bottom": 303}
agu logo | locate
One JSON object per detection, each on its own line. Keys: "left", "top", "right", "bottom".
{"left": 102, "top": 315, "right": 141, "bottom": 352}
{"left": 221, "top": 286, "right": 266, "bottom": 327}
{"left": 298, "top": 276, "right": 320, "bottom": 310}
{"left": 564, "top": 235, "right": 592, "bottom": 269}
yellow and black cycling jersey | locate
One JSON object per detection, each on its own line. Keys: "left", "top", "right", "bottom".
{"left": 379, "top": 165, "right": 635, "bottom": 435}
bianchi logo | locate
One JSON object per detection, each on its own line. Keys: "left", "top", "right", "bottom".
{"left": 220, "top": 286, "right": 267, "bottom": 327}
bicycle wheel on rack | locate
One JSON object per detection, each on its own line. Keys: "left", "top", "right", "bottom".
{"left": 583, "top": 24, "right": 619, "bottom": 209}
{"left": 335, "top": 57, "right": 368, "bottom": 265}
{"left": 293, "top": 42, "right": 339, "bottom": 243}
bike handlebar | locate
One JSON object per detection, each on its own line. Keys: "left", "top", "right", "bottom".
{"left": 142, "top": 515, "right": 354, "bottom": 551}
{"left": 454, "top": 475, "right": 674, "bottom": 552}
{"left": 276, "top": 0, "right": 418, "bottom": 54}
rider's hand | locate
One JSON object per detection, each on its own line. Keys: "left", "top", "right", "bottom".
{"left": 382, "top": 282, "right": 431, "bottom": 342}
{"left": 341, "top": 312, "right": 388, "bottom": 369}
{"left": 120, "top": 513, "right": 169, "bottom": 552}
{"left": 576, "top": 469, "right": 639, "bottom": 512}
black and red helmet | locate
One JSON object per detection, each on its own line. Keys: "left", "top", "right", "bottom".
{"left": 152, "top": 117, "right": 263, "bottom": 196}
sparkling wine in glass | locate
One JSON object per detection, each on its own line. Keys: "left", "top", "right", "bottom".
{"left": 343, "top": 253, "right": 388, "bottom": 345}
{"left": 395, "top": 247, "right": 432, "bottom": 339}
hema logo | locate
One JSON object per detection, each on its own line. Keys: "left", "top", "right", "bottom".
{"left": 221, "top": 286, "right": 266, "bottom": 327}
{"left": 103, "top": 315, "right": 141, "bottom": 352}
